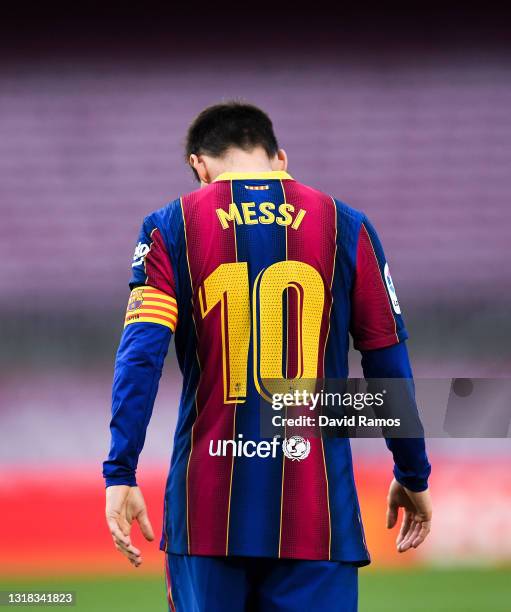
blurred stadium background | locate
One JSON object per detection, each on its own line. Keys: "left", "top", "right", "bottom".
{"left": 0, "top": 8, "right": 510, "bottom": 611}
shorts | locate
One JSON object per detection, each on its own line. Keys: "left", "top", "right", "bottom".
{"left": 165, "top": 553, "right": 358, "bottom": 612}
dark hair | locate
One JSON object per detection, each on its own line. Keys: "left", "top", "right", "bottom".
{"left": 185, "top": 101, "right": 279, "bottom": 181}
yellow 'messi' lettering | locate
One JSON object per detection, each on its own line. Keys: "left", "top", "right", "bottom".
{"left": 216, "top": 203, "right": 242, "bottom": 228}
{"left": 216, "top": 202, "right": 306, "bottom": 230}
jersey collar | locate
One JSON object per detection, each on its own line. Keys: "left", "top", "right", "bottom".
{"left": 213, "top": 171, "right": 293, "bottom": 182}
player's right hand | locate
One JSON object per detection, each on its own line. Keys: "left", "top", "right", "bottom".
{"left": 386, "top": 478, "right": 432, "bottom": 553}
{"left": 105, "top": 485, "right": 155, "bottom": 567}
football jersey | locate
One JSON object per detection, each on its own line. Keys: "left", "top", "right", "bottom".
{"left": 105, "top": 170, "right": 409, "bottom": 564}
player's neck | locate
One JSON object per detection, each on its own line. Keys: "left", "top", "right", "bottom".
{"left": 211, "top": 149, "right": 275, "bottom": 180}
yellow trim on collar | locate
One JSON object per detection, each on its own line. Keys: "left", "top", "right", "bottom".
{"left": 213, "top": 171, "right": 293, "bottom": 182}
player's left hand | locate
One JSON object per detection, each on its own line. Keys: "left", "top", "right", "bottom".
{"left": 386, "top": 478, "right": 432, "bottom": 553}
{"left": 105, "top": 485, "right": 155, "bottom": 567}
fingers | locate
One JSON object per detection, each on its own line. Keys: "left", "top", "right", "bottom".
{"left": 137, "top": 509, "right": 155, "bottom": 542}
{"left": 107, "top": 516, "right": 143, "bottom": 567}
{"left": 397, "top": 517, "right": 431, "bottom": 552}
{"left": 398, "top": 519, "right": 420, "bottom": 552}
{"left": 396, "top": 511, "right": 413, "bottom": 549}
{"left": 114, "top": 538, "right": 143, "bottom": 567}
{"left": 111, "top": 529, "right": 143, "bottom": 567}
{"left": 411, "top": 520, "right": 431, "bottom": 549}
{"left": 118, "top": 514, "right": 132, "bottom": 537}
{"left": 113, "top": 537, "right": 140, "bottom": 557}
{"left": 106, "top": 517, "right": 130, "bottom": 548}
{"left": 386, "top": 496, "right": 399, "bottom": 529}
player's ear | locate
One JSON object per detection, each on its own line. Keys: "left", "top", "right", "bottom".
{"left": 189, "top": 154, "right": 211, "bottom": 185}
{"left": 272, "top": 148, "right": 288, "bottom": 172}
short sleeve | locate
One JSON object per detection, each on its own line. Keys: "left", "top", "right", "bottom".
{"left": 124, "top": 215, "right": 178, "bottom": 332}
{"left": 350, "top": 216, "right": 408, "bottom": 351}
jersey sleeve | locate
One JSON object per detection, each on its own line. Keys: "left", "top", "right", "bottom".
{"left": 102, "top": 214, "right": 177, "bottom": 487}
{"left": 126, "top": 215, "right": 178, "bottom": 331}
{"left": 350, "top": 216, "right": 408, "bottom": 351}
{"left": 361, "top": 342, "right": 431, "bottom": 492}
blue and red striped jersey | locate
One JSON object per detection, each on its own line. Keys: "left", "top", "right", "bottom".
{"left": 104, "top": 170, "right": 416, "bottom": 564}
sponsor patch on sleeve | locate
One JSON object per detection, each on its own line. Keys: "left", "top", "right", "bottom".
{"left": 124, "top": 286, "right": 178, "bottom": 331}
{"left": 384, "top": 262, "right": 401, "bottom": 315}
{"left": 132, "top": 241, "right": 150, "bottom": 268}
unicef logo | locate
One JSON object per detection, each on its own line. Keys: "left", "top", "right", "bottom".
{"left": 282, "top": 436, "right": 311, "bottom": 461}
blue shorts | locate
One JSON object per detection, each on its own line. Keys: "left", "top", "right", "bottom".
{"left": 165, "top": 553, "right": 358, "bottom": 612}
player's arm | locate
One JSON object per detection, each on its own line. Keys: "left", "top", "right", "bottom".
{"left": 103, "top": 215, "right": 178, "bottom": 567}
{"left": 361, "top": 343, "right": 432, "bottom": 552}
{"left": 350, "top": 216, "right": 432, "bottom": 552}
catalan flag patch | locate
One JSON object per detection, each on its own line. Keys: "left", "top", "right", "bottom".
{"left": 124, "top": 286, "right": 178, "bottom": 331}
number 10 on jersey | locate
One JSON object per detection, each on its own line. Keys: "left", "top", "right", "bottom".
{"left": 198, "top": 261, "right": 325, "bottom": 403}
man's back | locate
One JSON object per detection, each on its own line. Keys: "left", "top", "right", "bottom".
{"left": 120, "top": 171, "right": 407, "bottom": 563}
{"left": 104, "top": 103, "right": 431, "bottom": 612}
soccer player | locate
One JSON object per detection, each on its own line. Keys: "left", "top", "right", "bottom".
{"left": 103, "top": 102, "right": 432, "bottom": 611}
